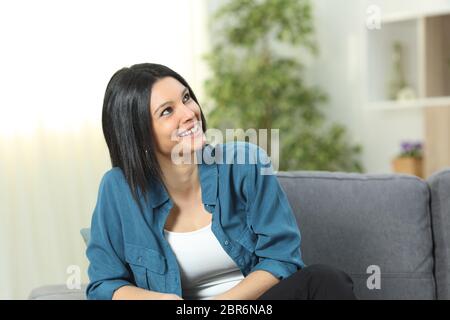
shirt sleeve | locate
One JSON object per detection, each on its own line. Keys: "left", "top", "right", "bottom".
{"left": 246, "top": 144, "right": 305, "bottom": 280}
{"left": 85, "top": 171, "right": 133, "bottom": 300}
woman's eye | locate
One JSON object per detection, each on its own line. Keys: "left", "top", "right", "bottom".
{"left": 160, "top": 107, "right": 173, "bottom": 117}
{"left": 183, "top": 92, "right": 191, "bottom": 103}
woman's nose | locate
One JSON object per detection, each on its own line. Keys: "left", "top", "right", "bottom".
{"left": 178, "top": 102, "right": 197, "bottom": 121}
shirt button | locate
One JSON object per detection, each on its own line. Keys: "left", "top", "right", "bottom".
{"left": 138, "top": 256, "right": 142, "bottom": 263}
{"left": 224, "top": 240, "right": 229, "bottom": 246}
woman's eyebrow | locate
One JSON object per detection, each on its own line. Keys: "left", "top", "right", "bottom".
{"left": 153, "top": 87, "right": 188, "bottom": 115}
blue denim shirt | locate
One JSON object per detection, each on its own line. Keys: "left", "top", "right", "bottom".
{"left": 86, "top": 142, "right": 305, "bottom": 300}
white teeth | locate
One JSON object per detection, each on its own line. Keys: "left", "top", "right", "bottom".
{"left": 178, "top": 123, "right": 199, "bottom": 137}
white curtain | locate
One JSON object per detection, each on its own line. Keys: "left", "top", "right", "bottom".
{"left": 0, "top": 0, "right": 209, "bottom": 299}
{"left": 0, "top": 125, "right": 110, "bottom": 299}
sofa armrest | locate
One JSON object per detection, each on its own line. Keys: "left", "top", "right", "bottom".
{"left": 28, "top": 284, "right": 87, "bottom": 300}
{"left": 427, "top": 168, "right": 450, "bottom": 300}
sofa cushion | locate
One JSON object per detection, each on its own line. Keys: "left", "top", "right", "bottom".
{"left": 277, "top": 171, "right": 435, "bottom": 300}
{"left": 427, "top": 168, "right": 450, "bottom": 300}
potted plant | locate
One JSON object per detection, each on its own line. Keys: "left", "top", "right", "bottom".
{"left": 392, "top": 141, "right": 424, "bottom": 178}
{"left": 203, "top": 0, "right": 363, "bottom": 172}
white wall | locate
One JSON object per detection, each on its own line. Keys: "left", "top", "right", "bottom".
{"left": 0, "top": 0, "right": 209, "bottom": 299}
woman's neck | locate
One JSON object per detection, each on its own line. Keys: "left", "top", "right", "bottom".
{"left": 157, "top": 152, "right": 201, "bottom": 202}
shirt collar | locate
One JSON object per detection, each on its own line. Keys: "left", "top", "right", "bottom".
{"left": 148, "top": 143, "right": 218, "bottom": 209}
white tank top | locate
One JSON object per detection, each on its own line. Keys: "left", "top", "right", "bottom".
{"left": 164, "top": 222, "right": 245, "bottom": 300}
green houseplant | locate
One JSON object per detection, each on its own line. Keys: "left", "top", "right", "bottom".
{"left": 203, "top": 0, "right": 363, "bottom": 172}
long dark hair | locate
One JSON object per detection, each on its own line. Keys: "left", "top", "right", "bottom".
{"left": 102, "top": 63, "right": 207, "bottom": 210}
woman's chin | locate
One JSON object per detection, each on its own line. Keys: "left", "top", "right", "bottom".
{"left": 168, "top": 133, "right": 206, "bottom": 164}
{"left": 179, "top": 132, "right": 206, "bottom": 152}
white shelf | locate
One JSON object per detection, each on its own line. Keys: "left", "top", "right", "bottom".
{"left": 367, "top": 96, "right": 450, "bottom": 111}
{"left": 365, "top": 18, "right": 421, "bottom": 103}
{"left": 381, "top": 9, "right": 450, "bottom": 24}
{"left": 363, "top": 6, "right": 450, "bottom": 178}
{"left": 365, "top": 12, "right": 450, "bottom": 111}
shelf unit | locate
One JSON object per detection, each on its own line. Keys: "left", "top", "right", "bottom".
{"left": 365, "top": 11, "right": 450, "bottom": 177}
{"left": 367, "top": 96, "right": 450, "bottom": 110}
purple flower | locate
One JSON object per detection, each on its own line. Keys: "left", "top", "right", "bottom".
{"left": 401, "top": 142, "right": 412, "bottom": 152}
{"left": 399, "top": 140, "right": 423, "bottom": 158}
{"left": 413, "top": 142, "right": 423, "bottom": 150}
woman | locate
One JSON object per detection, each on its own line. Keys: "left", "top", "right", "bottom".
{"left": 86, "top": 63, "right": 356, "bottom": 300}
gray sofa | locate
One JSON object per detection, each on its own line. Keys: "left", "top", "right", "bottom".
{"left": 29, "top": 168, "right": 450, "bottom": 300}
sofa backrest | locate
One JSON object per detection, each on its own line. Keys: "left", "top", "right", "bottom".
{"left": 277, "top": 171, "right": 436, "bottom": 300}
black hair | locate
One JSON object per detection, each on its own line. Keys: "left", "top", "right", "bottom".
{"left": 102, "top": 63, "right": 207, "bottom": 210}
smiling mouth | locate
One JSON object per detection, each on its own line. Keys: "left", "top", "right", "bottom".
{"left": 177, "top": 122, "right": 201, "bottom": 138}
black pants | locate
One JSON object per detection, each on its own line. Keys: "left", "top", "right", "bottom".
{"left": 257, "top": 264, "right": 357, "bottom": 300}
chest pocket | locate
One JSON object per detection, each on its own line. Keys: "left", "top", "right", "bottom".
{"left": 124, "top": 243, "right": 167, "bottom": 293}
{"left": 236, "top": 225, "right": 258, "bottom": 253}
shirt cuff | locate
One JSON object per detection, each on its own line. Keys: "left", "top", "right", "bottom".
{"left": 87, "top": 279, "right": 132, "bottom": 300}
{"left": 249, "top": 258, "right": 304, "bottom": 280}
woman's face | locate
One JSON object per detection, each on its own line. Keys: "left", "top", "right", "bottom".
{"left": 149, "top": 76, "right": 205, "bottom": 160}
